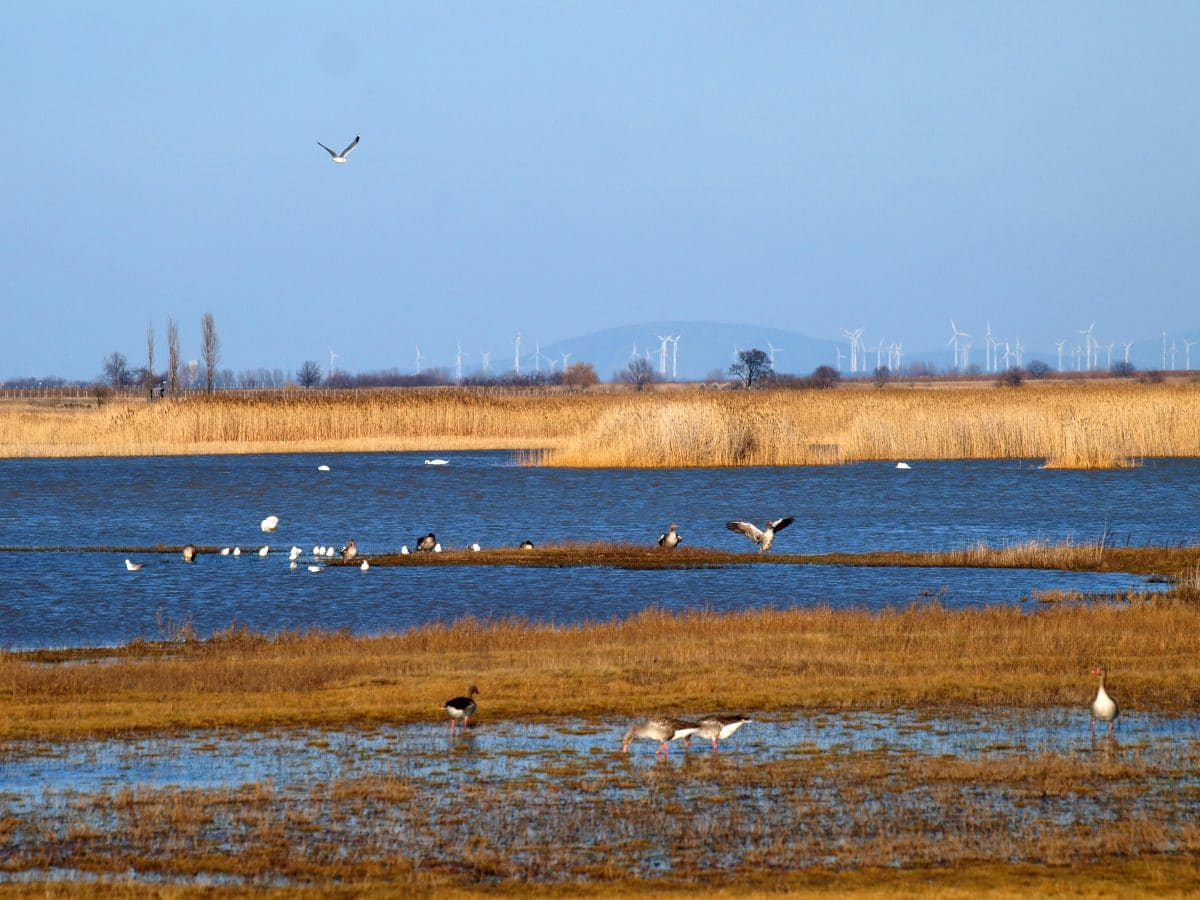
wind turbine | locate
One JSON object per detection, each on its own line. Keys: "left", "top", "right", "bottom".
{"left": 1013, "top": 337, "right": 1024, "bottom": 368}
{"left": 947, "top": 320, "right": 969, "bottom": 371}
{"left": 1054, "top": 339, "right": 1066, "bottom": 372}
{"left": 1078, "top": 322, "right": 1096, "bottom": 370}
{"left": 984, "top": 322, "right": 993, "bottom": 373}
{"left": 513, "top": 332, "right": 522, "bottom": 374}
{"left": 1120, "top": 341, "right": 1133, "bottom": 364}
{"left": 1162, "top": 331, "right": 1168, "bottom": 370}
{"left": 767, "top": 341, "right": 784, "bottom": 367}
{"left": 835, "top": 346, "right": 846, "bottom": 371}
{"left": 656, "top": 335, "right": 671, "bottom": 376}
{"left": 414, "top": 346, "right": 424, "bottom": 373}
{"left": 455, "top": 341, "right": 469, "bottom": 382}
{"left": 560, "top": 351, "right": 572, "bottom": 371}
{"left": 893, "top": 341, "right": 903, "bottom": 372}
{"left": 1184, "top": 338, "right": 1197, "bottom": 371}
{"left": 841, "top": 327, "right": 863, "bottom": 373}
{"left": 1171, "top": 339, "right": 1178, "bottom": 370}
{"left": 670, "top": 335, "right": 681, "bottom": 379}
{"left": 1104, "top": 342, "right": 1115, "bottom": 369}
{"left": 328, "top": 347, "right": 339, "bottom": 379}
{"left": 480, "top": 350, "right": 492, "bottom": 373}
{"left": 630, "top": 341, "right": 639, "bottom": 361}
{"left": 874, "top": 338, "right": 885, "bottom": 371}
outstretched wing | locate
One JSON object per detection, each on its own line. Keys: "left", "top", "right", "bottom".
{"left": 339, "top": 135, "right": 360, "bottom": 157}
{"left": 657, "top": 533, "right": 667, "bottom": 546}
{"left": 769, "top": 516, "right": 795, "bottom": 533}
{"left": 726, "top": 521, "right": 764, "bottom": 543}
{"left": 317, "top": 141, "right": 337, "bottom": 158}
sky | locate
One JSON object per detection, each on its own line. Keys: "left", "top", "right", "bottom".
{"left": 3, "top": 1, "right": 1198, "bottom": 380}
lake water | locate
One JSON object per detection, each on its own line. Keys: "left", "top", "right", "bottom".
{"left": 2, "top": 452, "right": 1196, "bottom": 650}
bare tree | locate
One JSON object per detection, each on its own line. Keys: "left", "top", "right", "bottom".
{"left": 297, "top": 360, "right": 324, "bottom": 388}
{"left": 145, "top": 319, "right": 156, "bottom": 399}
{"left": 729, "top": 348, "right": 773, "bottom": 388}
{"left": 619, "top": 357, "right": 655, "bottom": 391}
{"left": 102, "top": 351, "right": 132, "bottom": 389}
{"left": 561, "top": 362, "right": 599, "bottom": 390}
{"left": 200, "top": 312, "right": 220, "bottom": 394}
{"left": 166, "top": 316, "right": 180, "bottom": 394}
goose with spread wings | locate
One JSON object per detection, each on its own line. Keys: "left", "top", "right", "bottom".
{"left": 317, "top": 135, "right": 360, "bottom": 163}
{"left": 726, "top": 516, "right": 795, "bottom": 553}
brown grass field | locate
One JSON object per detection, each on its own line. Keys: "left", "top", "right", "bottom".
{"left": 3, "top": 380, "right": 1200, "bottom": 467}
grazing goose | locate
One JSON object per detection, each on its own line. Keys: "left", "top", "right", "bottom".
{"left": 416, "top": 533, "right": 437, "bottom": 553}
{"left": 341, "top": 539, "right": 357, "bottom": 561}
{"left": 689, "top": 715, "right": 751, "bottom": 751}
{"left": 260, "top": 515, "right": 279, "bottom": 533}
{"left": 124, "top": 559, "right": 144, "bottom": 571}
{"left": 726, "top": 516, "right": 795, "bottom": 553}
{"left": 621, "top": 716, "right": 701, "bottom": 757}
{"left": 317, "top": 135, "right": 359, "bottom": 163}
{"left": 519, "top": 540, "right": 535, "bottom": 550}
{"left": 359, "top": 560, "right": 369, "bottom": 571}
{"left": 1091, "top": 666, "right": 1119, "bottom": 736}
{"left": 258, "top": 545, "right": 269, "bottom": 558}
{"left": 182, "top": 544, "right": 197, "bottom": 563}
{"left": 443, "top": 686, "right": 479, "bottom": 734}
{"left": 657, "top": 523, "right": 681, "bottom": 549}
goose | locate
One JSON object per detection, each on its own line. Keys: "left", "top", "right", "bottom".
{"left": 689, "top": 715, "right": 751, "bottom": 752}
{"left": 424, "top": 458, "right": 449, "bottom": 466}
{"left": 657, "top": 523, "right": 681, "bottom": 549}
{"left": 896, "top": 462, "right": 912, "bottom": 470}
{"left": 726, "top": 516, "right": 795, "bottom": 553}
{"left": 258, "top": 545, "right": 269, "bottom": 558}
{"left": 307, "top": 564, "right": 323, "bottom": 573}
{"left": 232, "top": 547, "right": 241, "bottom": 557}
{"left": 400, "top": 545, "right": 410, "bottom": 555}
{"left": 317, "top": 135, "right": 359, "bottom": 163}
{"left": 621, "top": 716, "right": 701, "bottom": 756}
{"left": 124, "top": 559, "right": 144, "bottom": 571}
{"left": 416, "top": 533, "right": 437, "bottom": 553}
{"left": 220, "top": 547, "right": 231, "bottom": 556}
{"left": 359, "top": 560, "right": 369, "bottom": 571}
{"left": 469, "top": 542, "right": 481, "bottom": 552}
{"left": 519, "top": 540, "right": 535, "bottom": 550}
{"left": 1091, "top": 666, "right": 1119, "bottom": 736}
{"left": 341, "top": 539, "right": 357, "bottom": 561}
{"left": 182, "top": 544, "right": 197, "bottom": 563}
{"left": 442, "top": 686, "right": 479, "bottom": 734}
{"left": 260, "top": 516, "right": 279, "bottom": 533}
{"left": 317, "top": 464, "right": 331, "bottom": 472}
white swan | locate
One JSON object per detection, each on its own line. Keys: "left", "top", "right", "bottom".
{"left": 261, "top": 515, "right": 279, "bottom": 533}
{"left": 424, "top": 458, "right": 449, "bottom": 466}
{"left": 896, "top": 462, "right": 912, "bottom": 470}
{"left": 258, "top": 546, "right": 269, "bottom": 557}
{"left": 317, "top": 464, "right": 331, "bottom": 472}
{"left": 220, "top": 547, "right": 231, "bottom": 556}
{"left": 232, "top": 547, "right": 241, "bottom": 557}
{"left": 307, "top": 564, "right": 323, "bottom": 573}
{"left": 124, "top": 559, "right": 143, "bottom": 571}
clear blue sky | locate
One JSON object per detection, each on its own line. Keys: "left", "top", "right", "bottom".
{"left": 4, "top": 1, "right": 1198, "bottom": 379}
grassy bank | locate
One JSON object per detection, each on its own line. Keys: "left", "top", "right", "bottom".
{"left": 2, "top": 382, "right": 1200, "bottom": 467}
{"left": 4, "top": 600, "right": 1199, "bottom": 740}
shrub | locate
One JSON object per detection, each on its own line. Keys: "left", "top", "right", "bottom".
{"left": 997, "top": 367, "right": 1025, "bottom": 388}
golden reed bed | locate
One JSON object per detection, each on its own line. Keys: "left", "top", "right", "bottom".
{"left": 3, "top": 381, "right": 1200, "bottom": 467}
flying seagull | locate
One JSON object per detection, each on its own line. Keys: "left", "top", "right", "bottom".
{"left": 726, "top": 516, "right": 795, "bottom": 553}
{"left": 317, "top": 135, "right": 359, "bottom": 163}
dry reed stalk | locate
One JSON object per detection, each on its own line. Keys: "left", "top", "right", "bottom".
{"left": 3, "top": 601, "right": 1198, "bottom": 740}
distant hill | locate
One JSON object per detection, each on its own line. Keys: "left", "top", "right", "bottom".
{"left": 540, "top": 322, "right": 840, "bottom": 381}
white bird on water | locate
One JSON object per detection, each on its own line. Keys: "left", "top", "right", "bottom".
{"left": 317, "top": 464, "right": 331, "bottom": 472}
{"left": 289, "top": 546, "right": 302, "bottom": 561}
{"left": 220, "top": 547, "right": 231, "bottom": 556}
{"left": 258, "top": 546, "right": 269, "bottom": 558}
{"left": 232, "top": 547, "right": 241, "bottom": 557}
{"left": 896, "top": 462, "right": 912, "bottom": 470}
{"left": 317, "top": 135, "right": 359, "bottom": 163}
{"left": 424, "top": 458, "right": 449, "bottom": 466}
{"left": 469, "top": 542, "right": 481, "bottom": 552}
{"left": 261, "top": 516, "right": 279, "bottom": 533}
{"left": 124, "top": 559, "right": 144, "bottom": 571}
{"left": 400, "top": 545, "right": 410, "bottom": 555}
{"left": 360, "top": 560, "right": 370, "bottom": 571}
{"left": 307, "top": 565, "right": 323, "bottom": 573}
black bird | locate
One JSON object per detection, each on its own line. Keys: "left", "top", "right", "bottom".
{"left": 416, "top": 532, "right": 437, "bottom": 553}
